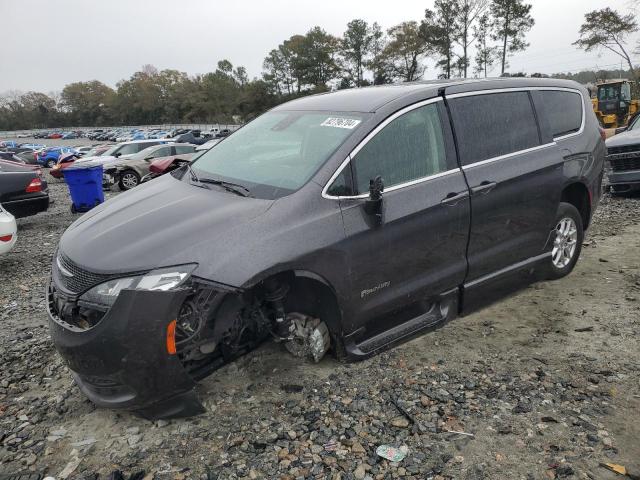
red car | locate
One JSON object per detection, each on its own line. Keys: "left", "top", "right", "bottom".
{"left": 48, "top": 133, "right": 63, "bottom": 139}
{"left": 142, "top": 154, "right": 193, "bottom": 182}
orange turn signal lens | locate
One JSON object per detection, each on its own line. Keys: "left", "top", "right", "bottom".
{"left": 166, "top": 319, "right": 177, "bottom": 355}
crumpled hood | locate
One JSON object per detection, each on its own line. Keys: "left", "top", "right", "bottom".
{"left": 606, "top": 128, "right": 640, "bottom": 148}
{"left": 59, "top": 174, "right": 273, "bottom": 276}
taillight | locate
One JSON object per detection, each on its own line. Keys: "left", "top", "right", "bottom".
{"left": 599, "top": 127, "right": 607, "bottom": 141}
{"left": 0, "top": 234, "right": 12, "bottom": 242}
{"left": 25, "top": 177, "right": 42, "bottom": 193}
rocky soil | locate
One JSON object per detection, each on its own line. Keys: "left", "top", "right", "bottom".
{"left": 0, "top": 180, "right": 638, "bottom": 480}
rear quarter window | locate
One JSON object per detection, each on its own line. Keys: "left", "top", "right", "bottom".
{"left": 449, "top": 91, "right": 540, "bottom": 166}
{"left": 536, "top": 90, "right": 583, "bottom": 138}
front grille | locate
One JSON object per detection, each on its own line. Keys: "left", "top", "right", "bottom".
{"left": 609, "top": 157, "right": 640, "bottom": 171}
{"left": 607, "top": 144, "right": 640, "bottom": 155}
{"left": 55, "top": 253, "right": 117, "bottom": 294}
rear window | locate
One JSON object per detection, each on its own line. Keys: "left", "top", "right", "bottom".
{"left": 538, "top": 91, "right": 583, "bottom": 138}
{"left": 449, "top": 91, "right": 540, "bottom": 166}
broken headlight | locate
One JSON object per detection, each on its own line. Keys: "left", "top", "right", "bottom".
{"left": 79, "top": 264, "right": 197, "bottom": 307}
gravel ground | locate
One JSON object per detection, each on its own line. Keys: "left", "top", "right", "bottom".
{"left": 0, "top": 178, "right": 639, "bottom": 480}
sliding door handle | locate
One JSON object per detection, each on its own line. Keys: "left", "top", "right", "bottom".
{"left": 471, "top": 181, "right": 497, "bottom": 195}
{"left": 441, "top": 191, "right": 469, "bottom": 206}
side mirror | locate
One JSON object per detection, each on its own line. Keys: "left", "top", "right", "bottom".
{"left": 114, "top": 152, "right": 121, "bottom": 158}
{"left": 364, "top": 175, "right": 384, "bottom": 225}
{"left": 144, "top": 156, "right": 154, "bottom": 161}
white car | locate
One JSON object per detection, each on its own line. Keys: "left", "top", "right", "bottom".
{"left": 16, "top": 133, "right": 30, "bottom": 139}
{"left": 0, "top": 204, "right": 17, "bottom": 254}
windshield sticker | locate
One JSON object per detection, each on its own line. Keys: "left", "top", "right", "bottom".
{"left": 321, "top": 117, "right": 361, "bottom": 129}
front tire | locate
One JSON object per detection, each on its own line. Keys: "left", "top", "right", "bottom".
{"left": 118, "top": 170, "right": 140, "bottom": 190}
{"left": 46, "top": 159, "right": 56, "bottom": 168}
{"left": 545, "top": 202, "right": 584, "bottom": 280}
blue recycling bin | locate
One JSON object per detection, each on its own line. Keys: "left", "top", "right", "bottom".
{"left": 63, "top": 165, "right": 104, "bottom": 213}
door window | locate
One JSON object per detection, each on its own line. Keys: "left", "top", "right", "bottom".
{"left": 116, "top": 143, "right": 139, "bottom": 156}
{"left": 175, "top": 145, "right": 195, "bottom": 154}
{"left": 537, "top": 91, "right": 583, "bottom": 138}
{"left": 347, "top": 103, "right": 447, "bottom": 194}
{"left": 449, "top": 92, "right": 540, "bottom": 166}
{"left": 151, "top": 146, "right": 171, "bottom": 158}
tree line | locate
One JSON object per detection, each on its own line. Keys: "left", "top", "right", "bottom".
{"left": 2, "top": 0, "right": 639, "bottom": 131}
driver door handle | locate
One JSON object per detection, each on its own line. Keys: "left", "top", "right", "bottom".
{"left": 441, "top": 191, "right": 469, "bottom": 206}
{"left": 471, "top": 181, "right": 497, "bottom": 195}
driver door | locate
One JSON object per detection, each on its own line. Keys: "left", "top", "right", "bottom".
{"left": 329, "top": 100, "right": 470, "bottom": 334}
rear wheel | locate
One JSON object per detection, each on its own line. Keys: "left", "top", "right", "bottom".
{"left": 119, "top": 170, "right": 140, "bottom": 190}
{"left": 545, "top": 202, "right": 584, "bottom": 280}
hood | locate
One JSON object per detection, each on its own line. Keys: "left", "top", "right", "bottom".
{"left": 606, "top": 128, "right": 640, "bottom": 148}
{"left": 59, "top": 174, "right": 273, "bottom": 277}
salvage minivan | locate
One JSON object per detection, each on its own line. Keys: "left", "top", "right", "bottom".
{"left": 47, "top": 78, "right": 605, "bottom": 418}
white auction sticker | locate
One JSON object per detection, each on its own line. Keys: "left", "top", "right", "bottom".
{"left": 321, "top": 117, "right": 361, "bottom": 129}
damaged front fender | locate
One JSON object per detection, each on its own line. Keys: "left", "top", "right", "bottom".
{"left": 48, "top": 285, "right": 205, "bottom": 419}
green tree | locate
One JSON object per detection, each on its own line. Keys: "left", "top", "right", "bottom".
{"left": 61, "top": 81, "right": 116, "bottom": 126}
{"left": 341, "top": 19, "right": 372, "bottom": 87}
{"left": 421, "top": 1, "right": 459, "bottom": 79}
{"left": 366, "top": 22, "right": 389, "bottom": 85}
{"left": 263, "top": 35, "right": 307, "bottom": 94}
{"left": 490, "top": 0, "right": 534, "bottom": 74}
{"left": 299, "top": 27, "right": 341, "bottom": 89}
{"left": 381, "top": 21, "right": 430, "bottom": 82}
{"left": 473, "top": 13, "right": 499, "bottom": 77}
{"left": 456, "top": 0, "right": 488, "bottom": 78}
{"left": 573, "top": 8, "right": 638, "bottom": 83}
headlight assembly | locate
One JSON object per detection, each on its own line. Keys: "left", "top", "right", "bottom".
{"left": 79, "top": 264, "right": 197, "bottom": 307}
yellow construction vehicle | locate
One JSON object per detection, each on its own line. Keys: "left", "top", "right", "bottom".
{"left": 591, "top": 79, "right": 639, "bottom": 129}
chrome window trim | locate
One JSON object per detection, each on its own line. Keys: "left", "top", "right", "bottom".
{"left": 322, "top": 97, "right": 445, "bottom": 200}
{"left": 446, "top": 86, "right": 586, "bottom": 141}
{"left": 461, "top": 142, "right": 557, "bottom": 170}
{"left": 322, "top": 86, "right": 583, "bottom": 200}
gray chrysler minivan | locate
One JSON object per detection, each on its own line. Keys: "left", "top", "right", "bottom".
{"left": 48, "top": 78, "right": 605, "bottom": 418}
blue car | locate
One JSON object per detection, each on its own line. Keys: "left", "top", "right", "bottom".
{"left": 37, "top": 147, "right": 77, "bottom": 168}
{"left": 62, "top": 132, "right": 78, "bottom": 140}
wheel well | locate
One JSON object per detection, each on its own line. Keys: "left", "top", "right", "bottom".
{"left": 254, "top": 271, "right": 344, "bottom": 352}
{"left": 561, "top": 182, "right": 591, "bottom": 229}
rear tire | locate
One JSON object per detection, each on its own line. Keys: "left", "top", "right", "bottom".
{"left": 545, "top": 202, "right": 584, "bottom": 280}
{"left": 118, "top": 170, "right": 140, "bottom": 190}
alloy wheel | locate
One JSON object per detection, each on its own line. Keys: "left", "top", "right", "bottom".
{"left": 121, "top": 173, "right": 138, "bottom": 189}
{"left": 552, "top": 217, "right": 578, "bottom": 268}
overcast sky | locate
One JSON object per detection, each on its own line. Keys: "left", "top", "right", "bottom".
{"left": 1, "top": 0, "right": 638, "bottom": 93}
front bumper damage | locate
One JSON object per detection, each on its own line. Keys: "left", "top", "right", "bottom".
{"left": 47, "top": 284, "right": 207, "bottom": 419}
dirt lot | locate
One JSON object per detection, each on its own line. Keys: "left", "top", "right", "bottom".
{"left": 0, "top": 178, "right": 638, "bottom": 480}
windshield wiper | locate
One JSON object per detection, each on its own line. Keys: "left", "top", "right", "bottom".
{"left": 185, "top": 163, "right": 200, "bottom": 183}
{"left": 184, "top": 163, "right": 211, "bottom": 190}
{"left": 198, "top": 177, "right": 253, "bottom": 197}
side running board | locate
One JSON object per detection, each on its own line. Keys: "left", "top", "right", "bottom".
{"left": 344, "top": 289, "right": 459, "bottom": 360}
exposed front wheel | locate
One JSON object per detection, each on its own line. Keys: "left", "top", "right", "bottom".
{"left": 119, "top": 170, "right": 140, "bottom": 190}
{"left": 46, "top": 160, "right": 56, "bottom": 168}
{"left": 545, "top": 202, "right": 584, "bottom": 280}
